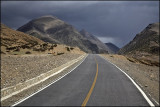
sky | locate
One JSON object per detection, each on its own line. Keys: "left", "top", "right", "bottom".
{"left": 1, "top": 1, "right": 159, "bottom": 48}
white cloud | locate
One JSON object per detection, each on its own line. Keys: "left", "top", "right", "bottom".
{"left": 97, "top": 36, "right": 123, "bottom": 48}
{"left": 97, "top": 36, "right": 116, "bottom": 44}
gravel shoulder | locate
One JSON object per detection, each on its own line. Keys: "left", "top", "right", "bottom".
{"left": 1, "top": 54, "right": 86, "bottom": 106}
{"left": 1, "top": 53, "right": 83, "bottom": 89}
{"left": 101, "top": 54, "right": 159, "bottom": 105}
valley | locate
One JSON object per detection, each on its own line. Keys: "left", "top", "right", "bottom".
{"left": 0, "top": 15, "right": 159, "bottom": 106}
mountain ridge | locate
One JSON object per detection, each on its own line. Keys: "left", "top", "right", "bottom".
{"left": 1, "top": 23, "right": 84, "bottom": 55}
{"left": 118, "top": 22, "right": 159, "bottom": 66}
{"left": 105, "top": 43, "right": 120, "bottom": 53}
{"left": 79, "top": 29, "right": 110, "bottom": 53}
{"left": 118, "top": 22, "right": 159, "bottom": 55}
{"left": 17, "top": 15, "right": 109, "bottom": 53}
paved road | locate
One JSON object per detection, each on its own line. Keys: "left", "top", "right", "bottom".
{"left": 16, "top": 54, "right": 150, "bottom": 106}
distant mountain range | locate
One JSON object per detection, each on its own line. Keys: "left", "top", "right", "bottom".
{"left": 79, "top": 29, "right": 113, "bottom": 53}
{"left": 105, "top": 43, "right": 119, "bottom": 53}
{"left": 118, "top": 23, "right": 159, "bottom": 55}
{"left": 17, "top": 15, "right": 116, "bottom": 54}
{"left": 1, "top": 15, "right": 158, "bottom": 56}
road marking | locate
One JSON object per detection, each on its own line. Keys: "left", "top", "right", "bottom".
{"left": 99, "top": 55, "right": 155, "bottom": 107}
{"left": 152, "top": 98, "right": 159, "bottom": 105}
{"left": 12, "top": 54, "right": 88, "bottom": 107}
{"left": 2, "top": 55, "right": 85, "bottom": 102}
{"left": 81, "top": 56, "right": 98, "bottom": 107}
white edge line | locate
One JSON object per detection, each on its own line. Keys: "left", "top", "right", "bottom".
{"left": 99, "top": 55, "right": 155, "bottom": 107}
{"left": 11, "top": 54, "right": 88, "bottom": 107}
{"left": 2, "top": 55, "right": 84, "bottom": 101}
{"left": 152, "top": 98, "right": 159, "bottom": 105}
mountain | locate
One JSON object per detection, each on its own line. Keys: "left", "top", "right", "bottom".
{"left": 79, "top": 29, "right": 110, "bottom": 53}
{"left": 118, "top": 23, "right": 159, "bottom": 66}
{"left": 105, "top": 43, "right": 119, "bottom": 53}
{"left": 1, "top": 23, "right": 44, "bottom": 54}
{"left": 1, "top": 23, "right": 44, "bottom": 46}
{"left": 1, "top": 23, "right": 84, "bottom": 55}
{"left": 118, "top": 23, "right": 159, "bottom": 55}
{"left": 17, "top": 15, "right": 108, "bottom": 53}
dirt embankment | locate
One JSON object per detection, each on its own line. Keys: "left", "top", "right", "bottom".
{"left": 101, "top": 54, "right": 159, "bottom": 105}
{"left": 1, "top": 53, "right": 82, "bottom": 89}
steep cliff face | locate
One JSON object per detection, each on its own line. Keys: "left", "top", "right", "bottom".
{"left": 17, "top": 15, "right": 109, "bottom": 53}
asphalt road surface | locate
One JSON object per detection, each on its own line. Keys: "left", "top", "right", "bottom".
{"left": 16, "top": 54, "right": 150, "bottom": 106}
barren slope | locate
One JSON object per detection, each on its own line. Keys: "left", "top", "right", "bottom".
{"left": 17, "top": 15, "right": 109, "bottom": 53}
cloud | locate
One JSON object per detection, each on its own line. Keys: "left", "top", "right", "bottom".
{"left": 98, "top": 37, "right": 116, "bottom": 44}
{"left": 97, "top": 36, "right": 124, "bottom": 48}
{"left": 1, "top": 1, "right": 159, "bottom": 47}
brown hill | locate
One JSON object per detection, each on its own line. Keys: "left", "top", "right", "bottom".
{"left": 118, "top": 23, "right": 159, "bottom": 66}
{"left": 1, "top": 23, "right": 44, "bottom": 46}
{"left": 1, "top": 23, "right": 44, "bottom": 54}
{"left": 118, "top": 23, "right": 159, "bottom": 55}
{"left": 1, "top": 23, "right": 84, "bottom": 55}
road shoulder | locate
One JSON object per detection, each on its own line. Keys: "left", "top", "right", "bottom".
{"left": 100, "top": 54, "right": 159, "bottom": 106}
{"left": 1, "top": 54, "right": 87, "bottom": 106}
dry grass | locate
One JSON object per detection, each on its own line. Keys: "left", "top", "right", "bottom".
{"left": 1, "top": 23, "right": 85, "bottom": 55}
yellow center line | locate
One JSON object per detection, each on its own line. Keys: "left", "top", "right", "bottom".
{"left": 81, "top": 56, "right": 99, "bottom": 107}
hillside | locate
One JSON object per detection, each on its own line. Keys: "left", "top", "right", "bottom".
{"left": 118, "top": 23, "right": 159, "bottom": 66}
{"left": 119, "top": 23, "right": 159, "bottom": 55}
{"left": 1, "top": 23, "right": 44, "bottom": 46}
{"left": 0, "top": 23, "right": 84, "bottom": 55}
{"left": 1, "top": 23, "right": 44, "bottom": 54}
{"left": 105, "top": 43, "right": 119, "bottom": 53}
{"left": 80, "top": 29, "right": 109, "bottom": 53}
{"left": 17, "top": 15, "right": 109, "bottom": 53}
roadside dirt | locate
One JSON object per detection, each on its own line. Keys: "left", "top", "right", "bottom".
{"left": 1, "top": 53, "right": 83, "bottom": 89}
{"left": 101, "top": 54, "right": 159, "bottom": 105}
{"left": 1, "top": 55, "right": 85, "bottom": 106}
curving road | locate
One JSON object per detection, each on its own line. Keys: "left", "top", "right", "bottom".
{"left": 16, "top": 54, "right": 151, "bottom": 106}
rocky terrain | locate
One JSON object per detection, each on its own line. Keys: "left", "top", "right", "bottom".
{"left": 0, "top": 23, "right": 85, "bottom": 89}
{"left": 1, "top": 53, "right": 82, "bottom": 89}
{"left": 1, "top": 23, "right": 44, "bottom": 54}
{"left": 118, "top": 23, "right": 159, "bottom": 66}
{"left": 79, "top": 29, "right": 109, "bottom": 53}
{"left": 118, "top": 23, "right": 159, "bottom": 55}
{"left": 101, "top": 54, "right": 159, "bottom": 105}
{"left": 105, "top": 42, "right": 119, "bottom": 53}
{"left": 1, "top": 23, "right": 84, "bottom": 55}
{"left": 1, "top": 22, "right": 86, "bottom": 105}
{"left": 17, "top": 15, "right": 109, "bottom": 53}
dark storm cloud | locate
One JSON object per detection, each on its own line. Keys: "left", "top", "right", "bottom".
{"left": 1, "top": 1, "right": 159, "bottom": 47}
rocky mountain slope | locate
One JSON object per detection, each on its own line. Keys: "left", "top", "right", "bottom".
{"left": 17, "top": 15, "right": 108, "bottom": 53}
{"left": 1, "top": 23, "right": 84, "bottom": 55}
{"left": 79, "top": 29, "right": 110, "bottom": 53}
{"left": 1, "top": 23, "right": 44, "bottom": 54}
{"left": 118, "top": 23, "right": 159, "bottom": 55}
{"left": 1, "top": 23, "right": 44, "bottom": 46}
{"left": 118, "top": 23, "right": 159, "bottom": 66}
{"left": 105, "top": 43, "right": 119, "bottom": 53}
